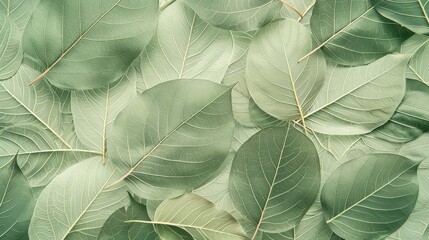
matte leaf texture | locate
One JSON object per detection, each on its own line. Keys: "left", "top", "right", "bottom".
{"left": 408, "top": 36, "right": 429, "bottom": 85}
{"left": 181, "top": 0, "right": 282, "bottom": 31}
{"left": 138, "top": 1, "right": 234, "bottom": 91}
{"left": 0, "top": 13, "right": 22, "bottom": 80}
{"left": 108, "top": 79, "right": 234, "bottom": 200}
{"left": 0, "top": 0, "right": 40, "bottom": 33}
{"left": 309, "top": 0, "right": 411, "bottom": 66}
{"left": 322, "top": 154, "right": 420, "bottom": 240}
{"left": 23, "top": 0, "right": 159, "bottom": 90}
{"left": 29, "top": 157, "right": 130, "bottom": 240}
{"left": 305, "top": 54, "right": 408, "bottom": 135}
{"left": 0, "top": 155, "right": 34, "bottom": 240}
{"left": 130, "top": 193, "right": 248, "bottom": 240}
{"left": 229, "top": 125, "right": 321, "bottom": 236}
{"left": 372, "top": 0, "right": 429, "bottom": 34}
{"left": 246, "top": 19, "right": 326, "bottom": 123}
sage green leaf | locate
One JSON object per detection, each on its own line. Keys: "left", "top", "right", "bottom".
{"left": 0, "top": 14, "right": 22, "bottom": 80}
{"left": 0, "top": 124, "right": 100, "bottom": 187}
{"left": 313, "top": 133, "right": 361, "bottom": 160}
{"left": 98, "top": 198, "right": 159, "bottom": 240}
{"left": 29, "top": 157, "right": 130, "bottom": 240}
{"left": 399, "top": 134, "right": 429, "bottom": 162}
{"left": 409, "top": 38, "right": 429, "bottom": 85}
{"left": 138, "top": 1, "right": 234, "bottom": 91}
{"left": 279, "top": 0, "right": 315, "bottom": 21}
{"left": 130, "top": 193, "right": 248, "bottom": 240}
{"left": 367, "top": 79, "right": 429, "bottom": 144}
{"left": 229, "top": 125, "right": 320, "bottom": 235}
{"left": 231, "top": 79, "right": 255, "bottom": 127}
{"left": 246, "top": 19, "right": 326, "bottom": 123}
{"left": 0, "top": 155, "right": 34, "bottom": 240}
{"left": 387, "top": 158, "right": 429, "bottom": 239}
{"left": 154, "top": 225, "right": 193, "bottom": 240}
{"left": 400, "top": 34, "right": 429, "bottom": 82}
{"left": 372, "top": 0, "right": 429, "bottom": 34}
{"left": 248, "top": 99, "right": 287, "bottom": 129}
{"left": 107, "top": 79, "right": 234, "bottom": 200}
{"left": 71, "top": 63, "right": 138, "bottom": 161}
{"left": 181, "top": 0, "right": 282, "bottom": 31}
{"left": 309, "top": 0, "right": 411, "bottom": 66}
{"left": 223, "top": 31, "right": 253, "bottom": 84}
{"left": 321, "top": 154, "right": 420, "bottom": 240}
{"left": 0, "top": 0, "right": 39, "bottom": 33}
{"left": 305, "top": 54, "right": 408, "bottom": 135}
{"left": 23, "top": 0, "right": 159, "bottom": 90}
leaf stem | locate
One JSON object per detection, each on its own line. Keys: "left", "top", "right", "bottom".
{"left": 160, "top": 0, "right": 176, "bottom": 11}
{"left": 279, "top": 0, "right": 304, "bottom": 18}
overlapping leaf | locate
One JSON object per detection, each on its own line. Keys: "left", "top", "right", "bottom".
{"left": 0, "top": 0, "right": 39, "bottom": 33}
{"left": 409, "top": 38, "right": 429, "bottom": 85}
{"left": 305, "top": 54, "right": 408, "bottom": 135}
{"left": 322, "top": 154, "right": 420, "bottom": 240}
{"left": 23, "top": 0, "right": 159, "bottom": 90}
{"left": 0, "top": 14, "right": 22, "bottom": 80}
{"left": 29, "top": 157, "right": 130, "bottom": 240}
{"left": 181, "top": 0, "right": 282, "bottom": 31}
{"left": 229, "top": 125, "right": 320, "bottom": 236}
{"left": 107, "top": 80, "right": 234, "bottom": 200}
{"left": 309, "top": 0, "right": 411, "bottom": 66}
{"left": 246, "top": 19, "right": 326, "bottom": 123}
{"left": 138, "top": 1, "right": 234, "bottom": 91}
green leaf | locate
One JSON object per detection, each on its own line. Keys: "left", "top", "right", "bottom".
{"left": 248, "top": 99, "right": 287, "bottom": 129}
{"left": 0, "top": 0, "right": 40, "bottom": 33}
{"left": 400, "top": 34, "right": 429, "bottom": 81}
{"left": 23, "top": 0, "right": 159, "bottom": 90}
{"left": 229, "top": 125, "right": 320, "bottom": 235}
{"left": 372, "top": 0, "right": 429, "bottom": 34}
{"left": 309, "top": 0, "right": 411, "bottom": 66}
{"left": 246, "top": 19, "right": 326, "bottom": 123}
{"left": 313, "top": 133, "right": 361, "bottom": 160}
{"left": 29, "top": 157, "right": 130, "bottom": 240}
{"left": 71, "top": 63, "right": 138, "bottom": 162}
{"left": 278, "top": 0, "right": 316, "bottom": 21}
{"left": 130, "top": 193, "right": 249, "bottom": 239}
{"left": 98, "top": 198, "right": 159, "bottom": 240}
{"left": 321, "top": 154, "right": 420, "bottom": 240}
{"left": 409, "top": 37, "right": 429, "bottom": 85}
{"left": 0, "top": 155, "right": 34, "bottom": 240}
{"left": 181, "top": 0, "right": 282, "bottom": 31}
{"left": 0, "top": 14, "right": 22, "bottom": 80}
{"left": 305, "top": 54, "right": 408, "bottom": 135}
{"left": 107, "top": 79, "right": 234, "bottom": 200}
{"left": 138, "top": 1, "right": 234, "bottom": 91}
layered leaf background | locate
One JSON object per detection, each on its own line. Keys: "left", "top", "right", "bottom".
{"left": 0, "top": 0, "right": 428, "bottom": 239}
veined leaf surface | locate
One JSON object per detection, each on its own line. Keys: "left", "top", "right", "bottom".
{"left": 29, "top": 157, "right": 130, "bottom": 240}
{"left": 0, "top": 14, "right": 22, "bottom": 80}
{"left": 321, "top": 154, "right": 420, "bottom": 240}
{"left": 309, "top": 0, "right": 411, "bottom": 66}
{"left": 246, "top": 19, "right": 326, "bottom": 123}
{"left": 229, "top": 125, "right": 320, "bottom": 236}
{"left": 0, "top": 0, "right": 39, "bottom": 33}
{"left": 138, "top": 1, "right": 234, "bottom": 91}
{"left": 181, "top": 0, "right": 282, "bottom": 31}
{"left": 305, "top": 54, "right": 408, "bottom": 135}
{"left": 23, "top": 0, "right": 159, "bottom": 90}
{"left": 107, "top": 80, "right": 234, "bottom": 200}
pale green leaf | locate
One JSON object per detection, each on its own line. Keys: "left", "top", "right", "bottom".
{"left": 0, "top": 0, "right": 39, "bottom": 33}
{"left": 400, "top": 34, "right": 429, "bottom": 80}
{"left": 322, "top": 154, "right": 420, "bottom": 240}
{"left": 29, "top": 157, "right": 130, "bottom": 240}
{"left": 23, "top": 0, "right": 159, "bottom": 90}
{"left": 0, "top": 14, "right": 22, "bottom": 80}
{"left": 309, "top": 0, "right": 411, "bottom": 66}
{"left": 131, "top": 193, "right": 249, "bottom": 240}
{"left": 0, "top": 155, "right": 34, "bottom": 240}
{"left": 107, "top": 80, "right": 234, "bottom": 200}
{"left": 372, "top": 0, "right": 429, "bottom": 34}
{"left": 248, "top": 99, "right": 287, "bottom": 129}
{"left": 305, "top": 54, "right": 408, "bottom": 135}
{"left": 246, "top": 19, "right": 326, "bottom": 122}
{"left": 181, "top": 0, "right": 282, "bottom": 31}
{"left": 229, "top": 125, "right": 320, "bottom": 236}
{"left": 278, "top": 0, "right": 315, "bottom": 22}
{"left": 409, "top": 38, "right": 429, "bottom": 85}
{"left": 313, "top": 133, "right": 361, "bottom": 160}
{"left": 138, "top": 1, "right": 234, "bottom": 91}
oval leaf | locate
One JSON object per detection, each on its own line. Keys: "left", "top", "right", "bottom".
{"left": 29, "top": 158, "right": 130, "bottom": 240}
{"left": 309, "top": 0, "right": 411, "bottom": 66}
{"left": 0, "top": 14, "right": 22, "bottom": 80}
{"left": 305, "top": 54, "right": 408, "bottom": 135}
{"left": 246, "top": 19, "right": 326, "bottom": 123}
{"left": 23, "top": 0, "right": 159, "bottom": 90}
{"left": 181, "top": 0, "right": 282, "bottom": 31}
{"left": 229, "top": 125, "right": 321, "bottom": 235}
{"left": 107, "top": 79, "right": 234, "bottom": 200}
{"left": 321, "top": 154, "right": 420, "bottom": 240}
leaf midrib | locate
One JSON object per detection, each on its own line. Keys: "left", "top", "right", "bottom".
{"left": 326, "top": 162, "right": 419, "bottom": 224}
{"left": 30, "top": 0, "right": 122, "bottom": 84}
